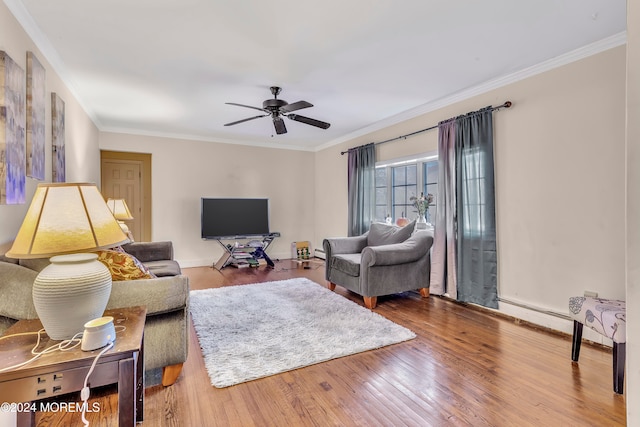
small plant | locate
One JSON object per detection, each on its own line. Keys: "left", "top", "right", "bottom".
{"left": 410, "top": 192, "right": 434, "bottom": 216}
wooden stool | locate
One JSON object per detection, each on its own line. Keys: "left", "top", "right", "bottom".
{"left": 568, "top": 296, "right": 626, "bottom": 394}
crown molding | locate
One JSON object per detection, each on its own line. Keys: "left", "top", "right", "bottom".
{"left": 315, "top": 31, "right": 627, "bottom": 153}
{"left": 100, "top": 127, "right": 316, "bottom": 152}
{"left": 5, "top": 0, "right": 625, "bottom": 153}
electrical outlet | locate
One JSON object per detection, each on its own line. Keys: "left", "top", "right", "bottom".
{"left": 584, "top": 290, "right": 598, "bottom": 298}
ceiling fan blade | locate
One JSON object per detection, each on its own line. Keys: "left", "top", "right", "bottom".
{"left": 280, "top": 100, "right": 313, "bottom": 113}
{"left": 224, "top": 114, "right": 268, "bottom": 126}
{"left": 287, "top": 114, "right": 331, "bottom": 129}
{"left": 273, "top": 117, "right": 287, "bottom": 134}
{"left": 225, "top": 102, "right": 268, "bottom": 113}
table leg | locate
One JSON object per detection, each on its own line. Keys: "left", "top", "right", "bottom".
{"left": 118, "top": 357, "right": 135, "bottom": 426}
{"left": 136, "top": 337, "right": 144, "bottom": 421}
{"left": 16, "top": 408, "right": 34, "bottom": 427}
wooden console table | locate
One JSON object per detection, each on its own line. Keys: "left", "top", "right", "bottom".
{"left": 0, "top": 306, "right": 146, "bottom": 426}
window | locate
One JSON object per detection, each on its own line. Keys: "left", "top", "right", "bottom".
{"left": 460, "top": 147, "right": 485, "bottom": 235}
{"left": 375, "top": 153, "right": 438, "bottom": 224}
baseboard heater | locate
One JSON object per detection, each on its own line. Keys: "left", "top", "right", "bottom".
{"left": 314, "top": 249, "right": 326, "bottom": 260}
{"left": 498, "top": 297, "right": 571, "bottom": 321}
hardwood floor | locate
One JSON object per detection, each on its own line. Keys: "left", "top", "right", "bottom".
{"left": 36, "top": 259, "right": 626, "bottom": 426}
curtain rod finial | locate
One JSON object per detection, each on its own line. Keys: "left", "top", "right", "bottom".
{"left": 504, "top": 101, "right": 512, "bottom": 108}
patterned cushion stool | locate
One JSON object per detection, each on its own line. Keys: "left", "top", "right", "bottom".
{"left": 568, "top": 296, "right": 626, "bottom": 394}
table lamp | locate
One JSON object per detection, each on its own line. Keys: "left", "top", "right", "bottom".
{"left": 105, "top": 198, "right": 134, "bottom": 236}
{"left": 5, "top": 183, "right": 130, "bottom": 340}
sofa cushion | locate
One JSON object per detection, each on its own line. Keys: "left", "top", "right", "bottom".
{"left": 331, "top": 253, "right": 362, "bottom": 277}
{"left": 97, "top": 250, "right": 155, "bottom": 281}
{"left": 122, "top": 241, "right": 173, "bottom": 263}
{"left": 18, "top": 258, "right": 50, "bottom": 272}
{"left": 0, "top": 262, "right": 39, "bottom": 320}
{"left": 367, "top": 220, "right": 415, "bottom": 247}
{"left": 144, "top": 260, "right": 182, "bottom": 277}
{"left": 107, "top": 275, "right": 189, "bottom": 316}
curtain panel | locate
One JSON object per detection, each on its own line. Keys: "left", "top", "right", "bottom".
{"left": 430, "top": 118, "right": 457, "bottom": 296}
{"left": 347, "top": 143, "right": 376, "bottom": 236}
{"left": 455, "top": 107, "right": 498, "bottom": 309}
{"left": 430, "top": 107, "right": 498, "bottom": 309}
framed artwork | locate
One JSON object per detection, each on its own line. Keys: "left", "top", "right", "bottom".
{"left": 51, "top": 92, "right": 65, "bottom": 183}
{"left": 26, "top": 52, "right": 45, "bottom": 180}
{"left": 0, "top": 51, "right": 26, "bottom": 205}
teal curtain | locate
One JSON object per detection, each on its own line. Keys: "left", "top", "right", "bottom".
{"left": 430, "top": 107, "right": 498, "bottom": 309}
{"left": 347, "top": 143, "right": 376, "bottom": 236}
{"left": 455, "top": 107, "right": 498, "bottom": 308}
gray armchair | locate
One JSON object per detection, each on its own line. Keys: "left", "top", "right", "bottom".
{"left": 323, "top": 221, "right": 433, "bottom": 309}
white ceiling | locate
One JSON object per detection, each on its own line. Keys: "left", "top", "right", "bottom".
{"left": 6, "top": 0, "right": 627, "bottom": 151}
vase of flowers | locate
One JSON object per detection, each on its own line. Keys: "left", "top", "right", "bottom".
{"left": 410, "top": 192, "right": 434, "bottom": 229}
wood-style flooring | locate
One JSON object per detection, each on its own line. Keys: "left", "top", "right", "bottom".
{"left": 35, "top": 259, "right": 626, "bottom": 426}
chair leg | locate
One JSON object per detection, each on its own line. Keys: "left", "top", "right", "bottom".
{"left": 571, "top": 320, "right": 583, "bottom": 362}
{"left": 162, "top": 363, "right": 184, "bottom": 386}
{"left": 613, "top": 342, "right": 625, "bottom": 394}
{"left": 363, "top": 296, "right": 377, "bottom": 310}
{"left": 327, "top": 282, "right": 336, "bottom": 291}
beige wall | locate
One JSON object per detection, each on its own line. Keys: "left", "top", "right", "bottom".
{"left": 627, "top": 0, "right": 639, "bottom": 422}
{"left": 99, "top": 133, "right": 316, "bottom": 266}
{"left": 0, "top": 1, "right": 100, "bottom": 246}
{"left": 315, "top": 46, "right": 627, "bottom": 336}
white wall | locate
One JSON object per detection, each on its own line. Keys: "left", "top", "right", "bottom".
{"left": 99, "top": 133, "right": 316, "bottom": 266}
{"left": 314, "top": 46, "right": 627, "bottom": 341}
{"left": 626, "top": 1, "right": 639, "bottom": 423}
{"left": 0, "top": 1, "right": 100, "bottom": 246}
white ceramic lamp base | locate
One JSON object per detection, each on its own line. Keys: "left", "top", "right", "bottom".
{"left": 32, "top": 253, "right": 112, "bottom": 340}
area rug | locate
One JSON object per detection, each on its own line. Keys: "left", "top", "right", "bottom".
{"left": 189, "top": 278, "right": 416, "bottom": 388}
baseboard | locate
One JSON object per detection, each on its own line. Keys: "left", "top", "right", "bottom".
{"left": 495, "top": 299, "right": 612, "bottom": 347}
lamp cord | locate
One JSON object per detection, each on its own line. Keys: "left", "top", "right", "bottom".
{"left": 0, "top": 329, "right": 115, "bottom": 427}
{"left": 81, "top": 341, "right": 114, "bottom": 426}
{"left": 0, "top": 329, "right": 83, "bottom": 373}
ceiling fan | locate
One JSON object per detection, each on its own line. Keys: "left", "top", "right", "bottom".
{"left": 224, "top": 86, "right": 331, "bottom": 135}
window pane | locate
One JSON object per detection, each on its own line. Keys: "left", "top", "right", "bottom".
{"left": 393, "top": 167, "right": 406, "bottom": 185}
{"left": 393, "top": 186, "right": 406, "bottom": 204}
{"left": 394, "top": 205, "right": 406, "bottom": 220}
{"left": 426, "top": 161, "right": 438, "bottom": 183}
{"left": 405, "top": 185, "right": 417, "bottom": 204}
{"left": 375, "top": 206, "right": 387, "bottom": 222}
{"left": 375, "top": 168, "right": 386, "bottom": 186}
{"left": 426, "top": 184, "right": 438, "bottom": 202}
{"left": 406, "top": 164, "right": 417, "bottom": 185}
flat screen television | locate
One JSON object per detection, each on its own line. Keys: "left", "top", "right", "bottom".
{"left": 201, "top": 198, "right": 270, "bottom": 240}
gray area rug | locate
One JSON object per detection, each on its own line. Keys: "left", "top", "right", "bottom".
{"left": 190, "top": 278, "right": 416, "bottom": 388}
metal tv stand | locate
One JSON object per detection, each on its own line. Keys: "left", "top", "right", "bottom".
{"left": 213, "top": 232, "right": 280, "bottom": 270}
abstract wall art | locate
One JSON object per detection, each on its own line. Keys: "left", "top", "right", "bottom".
{"left": 26, "top": 51, "right": 45, "bottom": 180}
{"left": 0, "top": 50, "right": 26, "bottom": 205}
{"left": 51, "top": 92, "right": 65, "bottom": 183}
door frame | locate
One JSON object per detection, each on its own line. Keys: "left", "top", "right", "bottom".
{"left": 100, "top": 150, "right": 152, "bottom": 242}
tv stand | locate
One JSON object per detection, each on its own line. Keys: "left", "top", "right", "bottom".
{"left": 213, "top": 233, "right": 280, "bottom": 270}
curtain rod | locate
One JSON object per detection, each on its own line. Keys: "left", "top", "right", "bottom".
{"left": 340, "top": 101, "right": 512, "bottom": 155}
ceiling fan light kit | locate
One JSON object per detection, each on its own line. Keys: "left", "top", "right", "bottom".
{"left": 225, "top": 86, "right": 330, "bottom": 135}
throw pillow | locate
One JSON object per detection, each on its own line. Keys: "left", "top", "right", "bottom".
{"left": 367, "top": 219, "right": 416, "bottom": 247}
{"left": 96, "top": 250, "right": 155, "bottom": 281}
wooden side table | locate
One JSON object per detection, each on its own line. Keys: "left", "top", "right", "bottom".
{"left": 0, "top": 306, "right": 146, "bottom": 426}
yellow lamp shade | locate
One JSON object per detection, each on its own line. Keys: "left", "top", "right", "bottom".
{"left": 6, "top": 183, "right": 130, "bottom": 259}
{"left": 105, "top": 198, "right": 134, "bottom": 221}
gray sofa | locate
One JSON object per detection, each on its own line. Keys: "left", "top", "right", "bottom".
{"left": 323, "top": 221, "right": 433, "bottom": 309}
{"left": 0, "top": 241, "right": 189, "bottom": 386}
